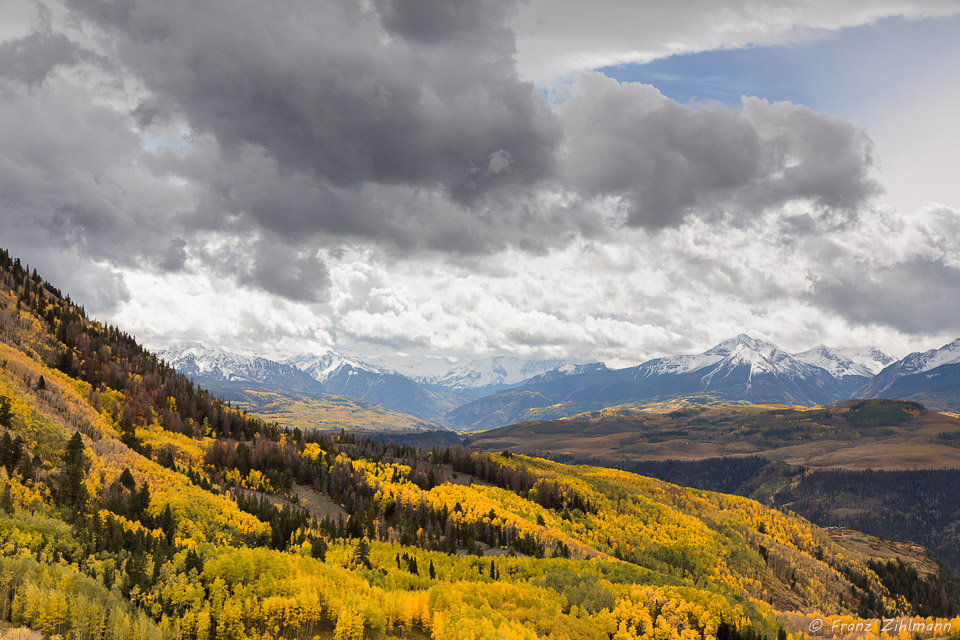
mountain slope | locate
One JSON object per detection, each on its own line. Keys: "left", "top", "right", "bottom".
{"left": 794, "top": 345, "right": 894, "bottom": 395}
{"left": 447, "top": 335, "right": 851, "bottom": 430}
{"left": 859, "top": 339, "right": 960, "bottom": 411}
{"left": 466, "top": 399, "right": 960, "bottom": 569}
{"left": 3, "top": 247, "right": 956, "bottom": 638}
{"left": 226, "top": 389, "right": 448, "bottom": 432}
{"left": 291, "top": 353, "right": 466, "bottom": 421}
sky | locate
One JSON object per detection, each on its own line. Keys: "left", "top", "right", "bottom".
{"left": 1, "top": 0, "right": 959, "bottom": 366}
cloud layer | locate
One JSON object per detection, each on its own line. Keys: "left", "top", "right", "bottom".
{"left": 0, "top": 0, "right": 958, "bottom": 359}
{"left": 512, "top": 0, "right": 960, "bottom": 80}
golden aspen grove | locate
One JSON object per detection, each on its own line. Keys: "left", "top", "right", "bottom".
{"left": 0, "top": 246, "right": 958, "bottom": 640}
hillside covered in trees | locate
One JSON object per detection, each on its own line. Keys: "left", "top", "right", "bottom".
{"left": 1, "top": 247, "right": 959, "bottom": 640}
{"left": 466, "top": 402, "right": 960, "bottom": 572}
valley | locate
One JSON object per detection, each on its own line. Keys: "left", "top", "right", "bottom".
{"left": 466, "top": 400, "right": 960, "bottom": 571}
{"left": 467, "top": 400, "right": 960, "bottom": 470}
{"left": 1, "top": 249, "right": 960, "bottom": 640}
{"left": 227, "top": 388, "right": 447, "bottom": 432}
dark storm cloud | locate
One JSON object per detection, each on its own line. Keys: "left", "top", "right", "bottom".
{"left": 742, "top": 98, "right": 879, "bottom": 210}
{"left": 145, "top": 136, "right": 588, "bottom": 256}
{"left": 0, "top": 80, "right": 155, "bottom": 260}
{"left": 158, "top": 237, "right": 187, "bottom": 272}
{"left": 560, "top": 74, "right": 878, "bottom": 228}
{"left": 70, "top": 0, "right": 559, "bottom": 202}
{"left": 0, "top": 58, "right": 193, "bottom": 310}
{"left": 61, "top": 0, "right": 880, "bottom": 258}
{"left": 809, "top": 258, "right": 960, "bottom": 334}
{"left": 0, "top": 29, "right": 81, "bottom": 86}
{"left": 233, "top": 240, "right": 331, "bottom": 303}
{"left": 0, "top": 0, "right": 892, "bottom": 316}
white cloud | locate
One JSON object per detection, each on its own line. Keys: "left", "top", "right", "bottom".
{"left": 512, "top": 0, "right": 960, "bottom": 81}
{"left": 2, "top": 0, "right": 958, "bottom": 366}
{"left": 113, "top": 269, "right": 335, "bottom": 358}
{"left": 103, "top": 204, "right": 960, "bottom": 364}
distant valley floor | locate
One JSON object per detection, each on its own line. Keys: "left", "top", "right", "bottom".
{"left": 463, "top": 400, "right": 960, "bottom": 571}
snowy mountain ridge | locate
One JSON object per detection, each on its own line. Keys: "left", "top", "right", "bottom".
{"left": 157, "top": 342, "right": 288, "bottom": 382}
{"left": 283, "top": 352, "right": 384, "bottom": 384}
{"left": 793, "top": 345, "right": 895, "bottom": 378}
{"left": 892, "top": 338, "right": 960, "bottom": 376}
{"left": 338, "top": 353, "right": 581, "bottom": 390}
{"left": 635, "top": 335, "right": 889, "bottom": 382}
{"left": 158, "top": 338, "right": 901, "bottom": 393}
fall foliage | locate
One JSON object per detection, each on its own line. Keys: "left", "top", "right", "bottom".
{"left": 0, "top": 248, "right": 958, "bottom": 640}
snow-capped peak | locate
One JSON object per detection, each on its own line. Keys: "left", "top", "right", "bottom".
{"left": 793, "top": 345, "right": 894, "bottom": 378}
{"left": 156, "top": 342, "right": 291, "bottom": 382}
{"left": 282, "top": 351, "right": 382, "bottom": 384}
{"left": 432, "top": 356, "right": 580, "bottom": 389}
{"left": 894, "top": 338, "right": 960, "bottom": 376}
{"left": 351, "top": 353, "right": 584, "bottom": 390}
{"left": 705, "top": 334, "right": 780, "bottom": 358}
{"left": 641, "top": 335, "right": 808, "bottom": 378}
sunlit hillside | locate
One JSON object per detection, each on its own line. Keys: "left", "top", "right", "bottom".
{"left": 228, "top": 388, "right": 447, "bottom": 433}
{"left": 1, "top": 248, "right": 959, "bottom": 639}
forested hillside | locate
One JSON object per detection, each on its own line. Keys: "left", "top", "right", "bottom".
{"left": 1, "top": 248, "right": 958, "bottom": 640}
{"left": 467, "top": 402, "right": 960, "bottom": 573}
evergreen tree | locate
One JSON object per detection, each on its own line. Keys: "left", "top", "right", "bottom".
{"left": 0, "top": 395, "right": 12, "bottom": 428}
{"left": 352, "top": 538, "right": 372, "bottom": 569}
{"left": 118, "top": 468, "right": 136, "bottom": 490}
{"left": 310, "top": 536, "right": 328, "bottom": 561}
{"left": 132, "top": 482, "right": 151, "bottom": 520}
{"left": 61, "top": 431, "right": 87, "bottom": 509}
{"left": 1, "top": 482, "right": 13, "bottom": 515}
{"left": 2, "top": 434, "right": 23, "bottom": 474}
{"left": 184, "top": 549, "right": 204, "bottom": 575}
{"left": 17, "top": 453, "right": 34, "bottom": 483}
{"left": 158, "top": 504, "right": 176, "bottom": 544}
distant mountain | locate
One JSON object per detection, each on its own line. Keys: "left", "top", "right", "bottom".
{"left": 158, "top": 343, "right": 462, "bottom": 422}
{"left": 284, "top": 351, "right": 385, "bottom": 384}
{"left": 159, "top": 337, "right": 941, "bottom": 432}
{"left": 794, "top": 345, "right": 894, "bottom": 395}
{"left": 283, "top": 352, "right": 464, "bottom": 422}
{"left": 527, "top": 362, "right": 609, "bottom": 384}
{"left": 859, "top": 338, "right": 960, "bottom": 411}
{"left": 357, "top": 353, "right": 583, "bottom": 398}
{"left": 157, "top": 342, "right": 317, "bottom": 391}
{"left": 429, "top": 356, "right": 578, "bottom": 390}
{"left": 793, "top": 345, "right": 894, "bottom": 378}
{"left": 157, "top": 344, "right": 591, "bottom": 427}
{"left": 445, "top": 335, "right": 875, "bottom": 430}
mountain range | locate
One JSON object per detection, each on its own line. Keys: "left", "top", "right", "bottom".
{"left": 858, "top": 338, "right": 960, "bottom": 410}
{"left": 158, "top": 334, "right": 960, "bottom": 431}
{"left": 156, "top": 343, "right": 582, "bottom": 424}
